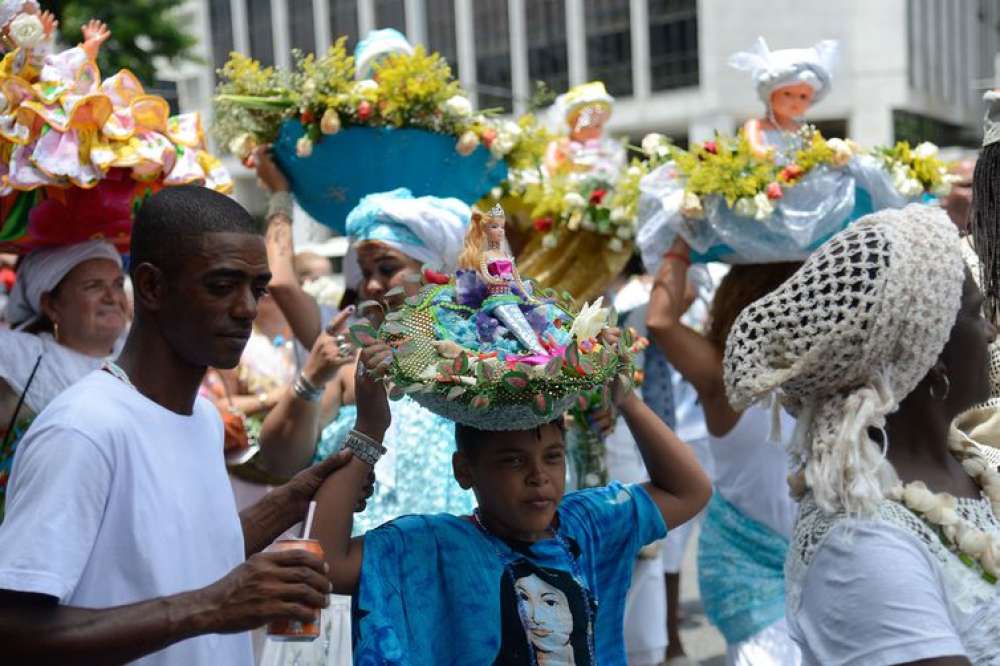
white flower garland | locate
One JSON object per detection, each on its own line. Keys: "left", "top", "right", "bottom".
{"left": 887, "top": 436, "right": 1000, "bottom": 584}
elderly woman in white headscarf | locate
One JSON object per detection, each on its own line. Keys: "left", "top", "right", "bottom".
{"left": 0, "top": 240, "right": 128, "bottom": 519}
{"left": 251, "top": 147, "right": 476, "bottom": 666}
{"left": 725, "top": 204, "right": 1000, "bottom": 663}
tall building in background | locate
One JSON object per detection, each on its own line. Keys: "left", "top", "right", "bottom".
{"left": 161, "top": 0, "right": 999, "bottom": 212}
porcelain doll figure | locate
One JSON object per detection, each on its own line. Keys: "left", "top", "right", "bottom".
{"left": 354, "top": 28, "right": 414, "bottom": 81}
{"left": 729, "top": 37, "right": 838, "bottom": 159}
{"left": 458, "top": 203, "right": 548, "bottom": 357}
{"left": 544, "top": 81, "right": 626, "bottom": 185}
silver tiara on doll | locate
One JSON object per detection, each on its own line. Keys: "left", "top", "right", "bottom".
{"left": 488, "top": 202, "right": 505, "bottom": 220}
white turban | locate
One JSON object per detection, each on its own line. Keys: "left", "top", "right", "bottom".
{"left": 5, "top": 240, "right": 122, "bottom": 328}
{"left": 729, "top": 37, "right": 838, "bottom": 106}
{"left": 342, "top": 188, "right": 470, "bottom": 289}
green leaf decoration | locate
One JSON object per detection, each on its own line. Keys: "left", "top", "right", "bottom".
{"left": 544, "top": 356, "right": 563, "bottom": 377}
{"left": 531, "top": 392, "right": 553, "bottom": 416}
{"left": 405, "top": 295, "right": 423, "bottom": 307}
{"left": 388, "top": 385, "right": 406, "bottom": 401}
{"left": 384, "top": 311, "right": 403, "bottom": 322}
{"left": 564, "top": 343, "right": 580, "bottom": 369}
{"left": 382, "top": 321, "right": 407, "bottom": 336}
{"left": 437, "top": 361, "right": 454, "bottom": 377}
{"left": 577, "top": 394, "right": 590, "bottom": 411}
{"left": 358, "top": 300, "right": 383, "bottom": 317}
{"left": 452, "top": 353, "right": 470, "bottom": 375}
{"left": 471, "top": 394, "right": 491, "bottom": 410}
{"left": 607, "top": 308, "right": 620, "bottom": 328}
{"left": 502, "top": 371, "right": 529, "bottom": 393}
{"left": 446, "top": 386, "right": 467, "bottom": 401}
{"left": 349, "top": 323, "right": 378, "bottom": 347}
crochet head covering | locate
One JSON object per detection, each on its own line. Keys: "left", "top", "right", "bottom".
{"left": 343, "top": 188, "right": 470, "bottom": 289}
{"left": 724, "top": 204, "right": 966, "bottom": 516}
{"left": 729, "top": 37, "right": 838, "bottom": 107}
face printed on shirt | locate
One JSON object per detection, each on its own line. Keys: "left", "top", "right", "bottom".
{"left": 494, "top": 559, "right": 594, "bottom": 665}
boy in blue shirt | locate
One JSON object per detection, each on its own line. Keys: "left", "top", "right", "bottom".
{"left": 313, "top": 336, "right": 712, "bottom": 664}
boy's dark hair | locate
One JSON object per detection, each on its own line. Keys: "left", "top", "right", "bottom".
{"left": 455, "top": 419, "right": 567, "bottom": 459}
{"left": 130, "top": 186, "right": 260, "bottom": 280}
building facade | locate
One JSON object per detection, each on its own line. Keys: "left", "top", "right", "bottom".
{"left": 161, "top": 0, "right": 999, "bottom": 211}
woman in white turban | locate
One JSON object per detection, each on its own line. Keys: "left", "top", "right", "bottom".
{"left": 251, "top": 148, "right": 475, "bottom": 666}
{"left": 0, "top": 240, "right": 128, "bottom": 519}
{"left": 725, "top": 205, "right": 1000, "bottom": 663}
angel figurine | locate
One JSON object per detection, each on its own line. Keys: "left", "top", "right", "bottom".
{"left": 544, "top": 81, "right": 626, "bottom": 184}
{"left": 728, "top": 37, "right": 838, "bottom": 159}
{"left": 457, "top": 203, "right": 549, "bottom": 357}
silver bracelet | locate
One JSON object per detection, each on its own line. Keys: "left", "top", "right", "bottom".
{"left": 292, "top": 374, "right": 323, "bottom": 402}
{"left": 344, "top": 429, "right": 386, "bottom": 466}
{"left": 267, "top": 191, "right": 294, "bottom": 221}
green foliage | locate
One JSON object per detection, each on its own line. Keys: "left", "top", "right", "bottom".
{"left": 42, "top": 0, "right": 199, "bottom": 84}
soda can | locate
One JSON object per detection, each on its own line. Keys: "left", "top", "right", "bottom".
{"left": 266, "top": 538, "right": 325, "bottom": 641}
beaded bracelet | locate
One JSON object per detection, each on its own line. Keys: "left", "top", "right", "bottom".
{"left": 267, "top": 191, "right": 294, "bottom": 221}
{"left": 292, "top": 374, "right": 323, "bottom": 402}
{"left": 344, "top": 429, "right": 387, "bottom": 466}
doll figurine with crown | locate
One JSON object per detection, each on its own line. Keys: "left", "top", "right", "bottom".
{"left": 544, "top": 81, "right": 625, "bottom": 185}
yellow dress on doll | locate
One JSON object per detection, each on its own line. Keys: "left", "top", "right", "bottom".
{"left": 0, "top": 2, "right": 231, "bottom": 196}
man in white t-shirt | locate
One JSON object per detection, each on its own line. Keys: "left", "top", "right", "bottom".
{"left": 0, "top": 186, "right": 366, "bottom": 664}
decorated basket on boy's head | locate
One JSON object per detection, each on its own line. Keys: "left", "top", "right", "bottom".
{"left": 0, "top": 3, "right": 232, "bottom": 254}
{"left": 214, "top": 30, "right": 548, "bottom": 235}
{"left": 635, "top": 37, "right": 957, "bottom": 269}
{"left": 353, "top": 203, "right": 646, "bottom": 431}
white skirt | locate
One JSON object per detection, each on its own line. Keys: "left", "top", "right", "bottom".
{"left": 258, "top": 594, "right": 352, "bottom": 666}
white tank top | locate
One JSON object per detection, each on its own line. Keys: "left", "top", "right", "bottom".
{"left": 709, "top": 404, "right": 797, "bottom": 538}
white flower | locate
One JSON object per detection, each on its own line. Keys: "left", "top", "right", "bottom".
{"left": 501, "top": 120, "right": 522, "bottom": 139}
{"left": 627, "top": 165, "right": 643, "bottom": 178}
{"left": 444, "top": 95, "right": 472, "bottom": 117}
{"left": 542, "top": 233, "right": 558, "bottom": 249}
{"left": 902, "top": 481, "right": 937, "bottom": 513}
{"left": 826, "top": 137, "right": 854, "bottom": 167}
{"left": 886, "top": 484, "right": 904, "bottom": 501}
{"left": 490, "top": 187, "right": 503, "bottom": 200}
{"left": 982, "top": 541, "right": 1000, "bottom": 576}
{"left": 455, "top": 130, "right": 479, "bottom": 156}
{"left": 733, "top": 197, "right": 757, "bottom": 218}
{"left": 925, "top": 494, "right": 959, "bottom": 526}
{"left": 609, "top": 238, "right": 624, "bottom": 252}
{"left": 963, "top": 457, "right": 988, "bottom": 478}
{"left": 615, "top": 224, "right": 633, "bottom": 240}
{"left": 352, "top": 79, "right": 379, "bottom": 95}
{"left": 228, "top": 133, "right": 256, "bottom": 160}
{"left": 320, "top": 108, "right": 341, "bottom": 135}
{"left": 303, "top": 78, "right": 318, "bottom": 96}
{"left": 563, "top": 192, "right": 587, "bottom": 209}
{"left": 295, "top": 136, "right": 313, "bottom": 158}
{"left": 641, "top": 133, "right": 668, "bottom": 157}
{"left": 957, "top": 526, "right": 990, "bottom": 557}
{"left": 9, "top": 13, "right": 44, "bottom": 49}
{"left": 931, "top": 180, "right": 953, "bottom": 198}
{"left": 679, "top": 191, "right": 704, "bottom": 219}
{"left": 914, "top": 141, "right": 939, "bottom": 159}
{"left": 900, "top": 178, "right": 924, "bottom": 198}
{"left": 753, "top": 192, "right": 774, "bottom": 220}
{"left": 610, "top": 207, "right": 628, "bottom": 223}
{"left": 569, "top": 298, "right": 609, "bottom": 341}
{"left": 489, "top": 136, "right": 515, "bottom": 159}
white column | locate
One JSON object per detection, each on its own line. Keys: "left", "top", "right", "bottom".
{"left": 358, "top": 0, "right": 376, "bottom": 34}
{"left": 566, "top": 0, "right": 586, "bottom": 86}
{"left": 314, "top": 0, "right": 332, "bottom": 52}
{"left": 455, "top": 0, "right": 478, "bottom": 104}
{"left": 271, "top": 0, "right": 291, "bottom": 68}
{"left": 231, "top": 0, "right": 250, "bottom": 55}
{"left": 630, "top": 0, "right": 650, "bottom": 100}
{"left": 405, "top": 0, "right": 427, "bottom": 45}
{"left": 508, "top": 0, "right": 529, "bottom": 115}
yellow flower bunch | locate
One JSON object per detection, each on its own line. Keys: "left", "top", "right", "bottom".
{"left": 374, "top": 46, "right": 462, "bottom": 127}
{"left": 676, "top": 133, "right": 777, "bottom": 207}
{"left": 874, "top": 141, "right": 955, "bottom": 197}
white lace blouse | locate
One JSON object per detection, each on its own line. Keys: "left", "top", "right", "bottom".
{"left": 787, "top": 495, "right": 1000, "bottom": 665}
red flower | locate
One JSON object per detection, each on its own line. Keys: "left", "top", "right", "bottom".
{"left": 703, "top": 140, "right": 718, "bottom": 155}
{"left": 300, "top": 109, "right": 315, "bottom": 124}
{"left": 481, "top": 128, "right": 497, "bottom": 148}
{"left": 532, "top": 217, "right": 553, "bottom": 232}
{"left": 780, "top": 164, "right": 804, "bottom": 182}
{"left": 766, "top": 182, "right": 784, "bottom": 200}
{"left": 357, "top": 100, "right": 373, "bottom": 121}
{"left": 423, "top": 268, "right": 450, "bottom": 285}
{"left": 589, "top": 189, "right": 607, "bottom": 205}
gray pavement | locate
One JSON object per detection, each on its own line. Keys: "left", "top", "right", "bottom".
{"left": 672, "top": 525, "right": 726, "bottom": 666}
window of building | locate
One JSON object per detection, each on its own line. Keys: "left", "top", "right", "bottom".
{"left": 149, "top": 80, "right": 180, "bottom": 115}
{"left": 208, "top": 0, "right": 234, "bottom": 76}
{"left": 893, "top": 109, "right": 977, "bottom": 147}
{"left": 473, "top": 0, "right": 512, "bottom": 112}
{"left": 375, "top": 0, "right": 407, "bottom": 32}
{"left": 247, "top": 0, "right": 274, "bottom": 66}
{"left": 526, "top": 0, "right": 568, "bottom": 98}
{"left": 330, "top": 0, "right": 359, "bottom": 51}
{"left": 648, "top": 0, "right": 699, "bottom": 91}
{"left": 585, "top": 0, "right": 632, "bottom": 98}
{"left": 426, "top": 0, "right": 459, "bottom": 78}
{"left": 289, "top": 0, "right": 315, "bottom": 54}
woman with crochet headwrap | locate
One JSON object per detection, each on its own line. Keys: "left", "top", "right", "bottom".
{"left": 0, "top": 240, "right": 127, "bottom": 521}
{"left": 724, "top": 205, "right": 999, "bottom": 664}
{"left": 645, "top": 243, "right": 801, "bottom": 665}
{"left": 252, "top": 147, "right": 475, "bottom": 666}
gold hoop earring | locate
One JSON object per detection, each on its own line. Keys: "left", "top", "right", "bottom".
{"left": 53, "top": 321, "right": 60, "bottom": 342}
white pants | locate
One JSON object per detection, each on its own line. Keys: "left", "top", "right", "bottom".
{"left": 258, "top": 594, "right": 352, "bottom": 666}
